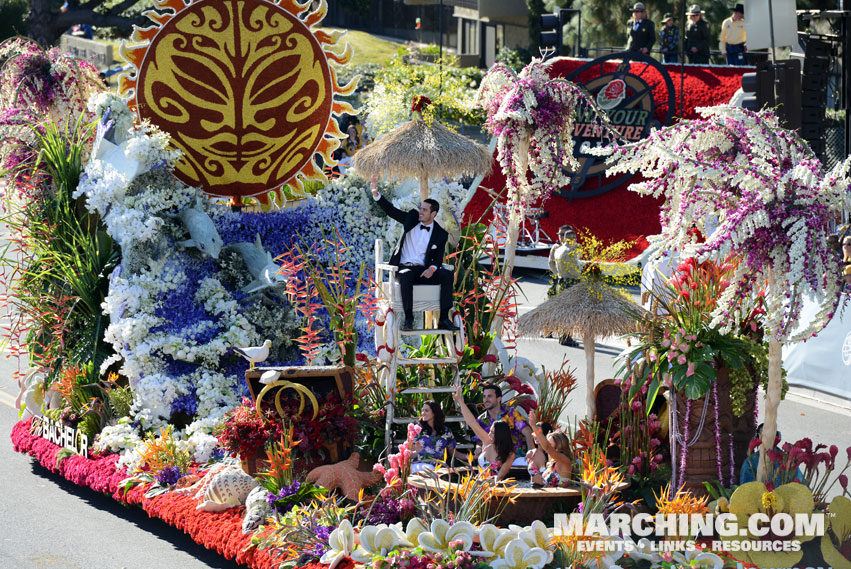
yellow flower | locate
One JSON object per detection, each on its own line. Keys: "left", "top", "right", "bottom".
{"left": 726, "top": 481, "right": 815, "bottom": 567}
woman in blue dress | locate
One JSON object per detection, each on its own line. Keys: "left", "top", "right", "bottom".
{"left": 412, "top": 400, "right": 456, "bottom": 470}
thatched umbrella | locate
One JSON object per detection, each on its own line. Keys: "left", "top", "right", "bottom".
{"left": 353, "top": 109, "right": 492, "bottom": 202}
{"left": 517, "top": 279, "right": 641, "bottom": 419}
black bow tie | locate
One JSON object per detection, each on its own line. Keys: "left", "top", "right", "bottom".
{"left": 420, "top": 225, "right": 431, "bottom": 231}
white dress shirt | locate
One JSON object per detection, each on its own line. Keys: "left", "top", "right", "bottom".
{"left": 400, "top": 221, "right": 433, "bottom": 266}
{"left": 373, "top": 192, "right": 437, "bottom": 270}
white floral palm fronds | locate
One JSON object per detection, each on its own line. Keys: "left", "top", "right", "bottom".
{"left": 601, "top": 104, "right": 851, "bottom": 483}
{"left": 603, "top": 105, "right": 851, "bottom": 342}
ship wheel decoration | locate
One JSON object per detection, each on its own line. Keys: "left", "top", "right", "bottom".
{"left": 558, "top": 51, "right": 676, "bottom": 201}
{"left": 119, "top": 0, "right": 355, "bottom": 207}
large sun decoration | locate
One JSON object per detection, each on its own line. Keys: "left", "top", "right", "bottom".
{"left": 119, "top": 0, "right": 355, "bottom": 206}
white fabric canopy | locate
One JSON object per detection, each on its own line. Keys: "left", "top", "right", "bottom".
{"left": 783, "top": 292, "right": 851, "bottom": 400}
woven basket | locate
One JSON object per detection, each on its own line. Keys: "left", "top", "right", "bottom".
{"left": 675, "top": 366, "right": 756, "bottom": 498}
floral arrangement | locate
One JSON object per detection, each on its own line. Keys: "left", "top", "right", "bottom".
{"left": 532, "top": 362, "right": 577, "bottom": 427}
{"left": 602, "top": 105, "right": 851, "bottom": 343}
{"left": 0, "top": 38, "right": 102, "bottom": 155}
{"left": 373, "top": 423, "right": 420, "bottom": 494}
{"left": 747, "top": 437, "right": 851, "bottom": 503}
{"left": 216, "top": 392, "right": 358, "bottom": 465}
{"left": 259, "top": 427, "right": 325, "bottom": 516}
{"left": 620, "top": 256, "right": 761, "bottom": 402}
{"left": 611, "top": 377, "right": 666, "bottom": 481}
{"left": 476, "top": 59, "right": 585, "bottom": 206}
{"left": 361, "top": 52, "right": 483, "bottom": 139}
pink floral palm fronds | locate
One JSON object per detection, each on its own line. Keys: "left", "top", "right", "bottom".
{"left": 604, "top": 106, "right": 851, "bottom": 342}
{"left": 476, "top": 59, "right": 615, "bottom": 213}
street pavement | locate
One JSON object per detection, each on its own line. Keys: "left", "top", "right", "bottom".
{"left": 0, "top": 268, "right": 849, "bottom": 568}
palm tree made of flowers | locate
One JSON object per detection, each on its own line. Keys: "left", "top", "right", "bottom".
{"left": 475, "top": 58, "right": 621, "bottom": 338}
{"left": 601, "top": 105, "right": 851, "bottom": 483}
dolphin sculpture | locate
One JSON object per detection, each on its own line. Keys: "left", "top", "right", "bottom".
{"left": 170, "top": 196, "right": 224, "bottom": 259}
{"left": 226, "top": 234, "right": 287, "bottom": 294}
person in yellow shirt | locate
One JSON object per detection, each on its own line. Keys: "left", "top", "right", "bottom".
{"left": 719, "top": 4, "right": 747, "bottom": 65}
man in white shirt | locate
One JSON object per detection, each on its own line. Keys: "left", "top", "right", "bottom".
{"left": 371, "top": 177, "right": 457, "bottom": 331}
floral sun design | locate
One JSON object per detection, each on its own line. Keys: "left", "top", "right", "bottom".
{"left": 119, "top": 0, "right": 355, "bottom": 206}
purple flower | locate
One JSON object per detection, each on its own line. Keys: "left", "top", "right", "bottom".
{"left": 156, "top": 466, "right": 184, "bottom": 486}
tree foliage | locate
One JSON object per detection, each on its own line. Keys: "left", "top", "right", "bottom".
{"left": 27, "top": 0, "right": 148, "bottom": 47}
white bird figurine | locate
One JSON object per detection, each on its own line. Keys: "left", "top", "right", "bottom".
{"left": 259, "top": 370, "right": 280, "bottom": 385}
{"left": 235, "top": 340, "right": 272, "bottom": 370}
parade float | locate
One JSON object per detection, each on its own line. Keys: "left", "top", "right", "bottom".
{"left": 4, "top": 0, "right": 851, "bottom": 567}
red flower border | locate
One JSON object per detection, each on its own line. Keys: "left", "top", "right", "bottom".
{"left": 10, "top": 419, "right": 353, "bottom": 569}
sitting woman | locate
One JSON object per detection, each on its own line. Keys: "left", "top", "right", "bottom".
{"left": 412, "top": 400, "right": 456, "bottom": 471}
{"left": 526, "top": 421, "right": 553, "bottom": 486}
{"left": 528, "top": 410, "right": 573, "bottom": 487}
{"left": 453, "top": 387, "right": 516, "bottom": 481}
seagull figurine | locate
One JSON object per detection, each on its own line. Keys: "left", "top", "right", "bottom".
{"left": 234, "top": 339, "right": 272, "bottom": 370}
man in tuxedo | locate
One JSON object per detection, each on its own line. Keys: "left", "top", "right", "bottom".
{"left": 371, "top": 177, "right": 458, "bottom": 332}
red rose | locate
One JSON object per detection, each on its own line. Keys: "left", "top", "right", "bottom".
{"left": 411, "top": 95, "right": 432, "bottom": 112}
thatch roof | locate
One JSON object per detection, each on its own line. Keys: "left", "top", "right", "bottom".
{"left": 517, "top": 280, "right": 642, "bottom": 339}
{"left": 353, "top": 118, "right": 492, "bottom": 181}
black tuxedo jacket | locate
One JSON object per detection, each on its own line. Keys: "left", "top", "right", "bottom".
{"left": 377, "top": 195, "right": 448, "bottom": 268}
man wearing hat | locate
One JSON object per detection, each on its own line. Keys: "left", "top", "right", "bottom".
{"left": 719, "top": 4, "right": 747, "bottom": 65}
{"left": 627, "top": 2, "right": 656, "bottom": 55}
{"left": 685, "top": 4, "right": 711, "bottom": 64}
{"left": 659, "top": 13, "right": 679, "bottom": 63}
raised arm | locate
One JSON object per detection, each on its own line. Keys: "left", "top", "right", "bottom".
{"left": 371, "top": 176, "right": 407, "bottom": 224}
{"left": 528, "top": 410, "right": 572, "bottom": 469}
{"left": 453, "top": 386, "right": 491, "bottom": 444}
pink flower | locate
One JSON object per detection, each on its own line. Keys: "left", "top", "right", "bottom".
{"left": 373, "top": 463, "right": 386, "bottom": 475}
{"left": 407, "top": 423, "right": 422, "bottom": 440}
{"left": 627, "top": 465, "right": 636, "bottom": 475}
{"left": 679, "top": 343, "right": 690, "bottom": 352}
{"left": 678, "top": 354, "right": 687, "bottom": 365}
{"left": 661, "top": 339, "right": 671, "bottom": 348}
{"left": 651, "top": 438, "right": 661, "bottom": 447}
{"left": 839, "top": 474, "right": 848, "bottom": 490}
{"left": 631, "top": 400, "right": 642, "bottom": 411}
{"left": 685, "top": 361, "right": 695, "bottom": 377}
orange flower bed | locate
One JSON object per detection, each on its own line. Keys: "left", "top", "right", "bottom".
{"left": 10, "top": 419, "right": 308, "bottom": 569}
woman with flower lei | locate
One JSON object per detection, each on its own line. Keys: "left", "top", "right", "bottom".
{"left": 601, "top": 105, "right": 851, "bottom": 482}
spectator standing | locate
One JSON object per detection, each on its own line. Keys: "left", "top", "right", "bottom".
{"left": 685, "top": 4, "right": 711, "bottom": 64}
{"left": 719, "top": 4, "right": 747, "bottom": 65}
{"left": 659, "top": 13, "right": 679, "bottom": 63}
{"left": 627, "top": 2, "right": 655, "bottom": 55}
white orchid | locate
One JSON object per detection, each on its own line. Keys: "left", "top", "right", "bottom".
{"left": 517, "top": 520, "right": 554, "bottom": 564}
{"left": 628, "top": 537, "right": 661, "bottom": 563}
{"left": 404, "top": 517, "right": 428, "bottom": 545}
{"left": 671, "top": 549, "right": 724, "bottom": 569}
{"left": 489, "top": 537, "right": 550, "bottom": 569}
{"left": 319, "top": 519, "right": 354, "bottom": 569}
{"left": 416, "top": 519, "right": 475, "bottom": 553}
{"left": 350, "top": 524, "right": 402, "bottom": 563}
{"left": 474, "top": 523, "right": 514, "bottom": 559}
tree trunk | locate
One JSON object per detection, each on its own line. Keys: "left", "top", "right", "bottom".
{"left": 757, "top": 338, "right": 783, "bottom": 483}
{"left": 490, "top": 133, "right": 529, "bottom": 341}
{"left": 418, "top": 173, "right": 429, "bottom": 203}
{"left": 28, "top": 0, "right": 59, "bottom": 47}
{"left": 584, "top": 331, "right": 596, "bottom": 419}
